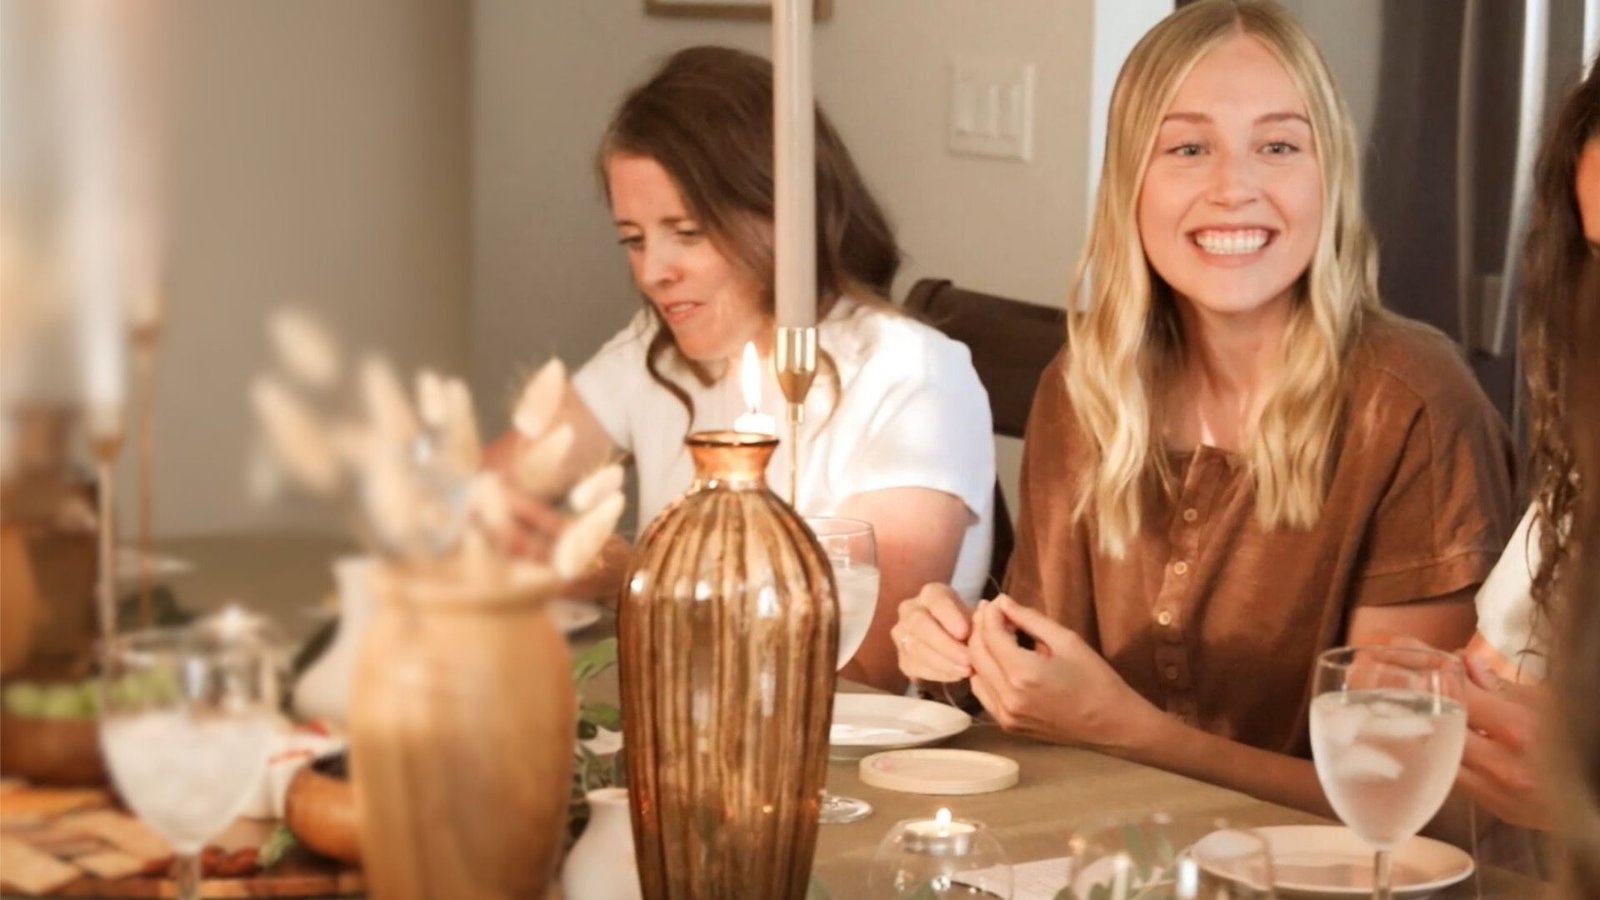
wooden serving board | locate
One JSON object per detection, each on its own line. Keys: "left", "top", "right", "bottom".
{"left": 0, "top": 787, "right": 362, "bottom": 898}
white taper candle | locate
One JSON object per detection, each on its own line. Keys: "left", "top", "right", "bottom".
{"left": 772, "top": 0, "right": 817, "bottom": 329}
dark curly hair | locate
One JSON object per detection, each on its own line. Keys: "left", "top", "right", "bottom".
{"left": 1521, "top": 57, "right": 1600, "bottom": 621}
{"left": 1552, "top": 259, "right": 1600, "bottom": 894}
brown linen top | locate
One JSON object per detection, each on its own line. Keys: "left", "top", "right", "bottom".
{"left": 1004, "top": 315, "right": 1515, "bottom": 758}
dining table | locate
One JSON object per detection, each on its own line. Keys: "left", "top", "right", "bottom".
{"left": 4, "top": 533, "right": 1545, "bottom": 900}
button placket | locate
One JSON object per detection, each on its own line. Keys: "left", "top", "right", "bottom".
{"left": 1152, "top": 454, "right": 1209, "bottom": 645}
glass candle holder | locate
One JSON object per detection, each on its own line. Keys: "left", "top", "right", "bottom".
{"left": 870, "top": 809, "right": 1013, "bottom": 899}
{"left": 1064, "top": 812, "right": 1276, "bottom": 900}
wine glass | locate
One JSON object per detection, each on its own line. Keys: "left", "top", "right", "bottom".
{"left": 1065, "top": 812, "right": 1276, "bottom": 899}
{"left": 1309, "top": 645, "right": 1467, "bottom": 900}
{"left": 807, "top": 516, "right": 879, "bottom": 825}
{"left": 97, "top": 609, "right": 282, "bottom": 900}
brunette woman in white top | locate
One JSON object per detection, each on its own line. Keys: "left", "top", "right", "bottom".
{"left": 1452, "top": 55, "right": 1600, "bottom": 835}
{"left": 506, "top": 46, "right": 995, "bottom": 693}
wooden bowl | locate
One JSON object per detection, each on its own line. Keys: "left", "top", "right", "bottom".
{"left": 0, "top": 711, "right": 106, "bottom": 785}
{"left": 285, "top": 753, "right": 362, "bottom": 865}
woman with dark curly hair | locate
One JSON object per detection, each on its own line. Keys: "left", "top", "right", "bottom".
{"left": 1548, "top": 261, "right": 1600, "bottom": 895}
{"left": 1454, "top": 56, "right": 1600, "bottom": 834}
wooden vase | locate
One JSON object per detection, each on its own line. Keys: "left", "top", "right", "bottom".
{"left": 348, "top": 567, "right": 574, "bottom": 900}
{"left": 619, "top": 431, "right": 838, "bottom": 899}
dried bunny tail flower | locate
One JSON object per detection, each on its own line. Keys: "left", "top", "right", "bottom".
{"left": 416, "top": 369, "right": 449, "bottom": 432}
{"left": 268, "top": 307, "right": 341, "bottom": 388}
{"left": 442, "top": 377, "right": 482, "bottom": 472}
{"left": 553, "top": 491, "right": 624, "bottom": 580}
{"left": 251, "top": 375, "right": 341, "bottom": 495}
{"left": 515, "top": 423, "right": 574, "bottom": 497}
{"left": 568, "top": 463, "right": 624, "bottom": 513}
{"left": 359, "top": 435, "right": 423, "bottom": 558}
{"left": 327, "top": 421, "right": 370, "bottom": 467}
{"left": 246, "top": 439, "right": 285, "bottom": 504}
{"left": 468, "top": 472, "right": 512, "bottom": 533}
{"left": 509, "top": 560, "right": 560, "bottom": 594}
{"left": 361, "top": 355, "right": 418, "bottom": 447}
{"left": 513, "top": 358, "right": 566, "bottom": 439}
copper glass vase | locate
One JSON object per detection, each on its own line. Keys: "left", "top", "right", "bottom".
{"left": 620, "top": 431, "right": 838, "bottom": 899}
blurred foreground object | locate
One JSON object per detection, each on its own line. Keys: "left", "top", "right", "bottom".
{"left": 0, "top": 408, "right": 98, "bottom": 679}
{"left": 251, "top": 311, "right": 622, "bottom": 899}
{"left": 1, "top": 0, "right": 173, "bottom": 643}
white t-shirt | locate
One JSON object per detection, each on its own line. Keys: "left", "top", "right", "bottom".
{"left": 572, "top": 297, "right": 996, "bottom": 601}
{"left": 1473, "top": 505, "right": 1548, "bottom": 680}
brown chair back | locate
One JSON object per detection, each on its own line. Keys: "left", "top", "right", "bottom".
{"left": 903, "top": 278, "right": 1066, "bottom": 597}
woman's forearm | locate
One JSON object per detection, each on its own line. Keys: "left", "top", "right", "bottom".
{"left": 1120, "top": 712, "right": 1337, "bottom": 818}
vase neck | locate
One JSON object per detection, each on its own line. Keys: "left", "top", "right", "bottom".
{"left": 686, "top": 431, "right": 777, "bottom": 488}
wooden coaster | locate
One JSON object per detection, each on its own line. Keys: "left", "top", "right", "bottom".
{"left": 858, "top": 748, "right": 1019, "bottom": 795}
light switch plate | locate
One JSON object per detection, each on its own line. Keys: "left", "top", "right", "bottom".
{"left": 948, "top": 56, "right": 1035, "bottom": 162}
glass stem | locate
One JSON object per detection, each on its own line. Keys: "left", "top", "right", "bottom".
{"left": 1372, "top": 848, "right": 1393, "bottom": 900}
{"left": 175, "top": 851, "right": 201, "bottom": 900}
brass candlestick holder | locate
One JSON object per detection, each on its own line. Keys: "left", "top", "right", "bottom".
{"left": 90, "top": 432, "right": 123, "bottom": 642}
{"left": 131, "top": 317, "right": 162, "bottom": 628}
{"left": 774, "top": 325, "right": 817, "bottom": 505}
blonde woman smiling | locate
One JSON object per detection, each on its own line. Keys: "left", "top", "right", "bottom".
{"left": 892, "top": 0, "right": 1514, "bottom": 815}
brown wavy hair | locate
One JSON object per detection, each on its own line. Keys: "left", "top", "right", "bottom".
{"left": 597, "top": 45, "right": 900, "bottom": 415}
{"left": 1521, "top": 58, "right": 1600, "bottom": 620}
{"left": 1551, "top": 259, "right": 1600, "bottom": 894}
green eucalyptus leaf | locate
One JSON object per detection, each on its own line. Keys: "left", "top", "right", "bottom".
{"left": 1124, "top": 824, "right": 1153, "bottom": 883}
{"left": 257, "top": 822, "right": 298, "bottom": 870}
{"left": 582, "top": 701, "right": 622, "bottom": 731}
{"left": 570, "top": 637, "right": 618, "bottom": 689}
{"left": 1151, "top": 829, "right": 1175, "bottom": 868}
{"left": 565, "top": 637, "right": 623, "bottom": 847}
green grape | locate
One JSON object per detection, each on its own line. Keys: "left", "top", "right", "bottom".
{"left": 79, "top": 681, "right": 101, "bottom": 717}
{"left": 106, "top": 676, "right": 143, "bottom": 711}
{"left": 38, "top": 685, "right": 85, "bottom": 720}
{"left": 2, "top": 681, "right": 44, "bottom": 717}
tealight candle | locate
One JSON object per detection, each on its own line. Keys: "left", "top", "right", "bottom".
{"left": 732, "top": 342, "right": 777, "bottom": 436}
{"left": 901, "top": 808, "right": 978, "bottom": 855}
{"left": 871, "top": 809, "right": 1013, "bottom": 898}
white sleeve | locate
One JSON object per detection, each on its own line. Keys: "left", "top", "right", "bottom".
{"left": 1473, "top": 505, "right": 1547, "bottom": 677}
{"left": 570, "top": 318, "right": 651, "bottom": 455}
{"left": 839, "top": 334, "right": 995, "bottom": 521}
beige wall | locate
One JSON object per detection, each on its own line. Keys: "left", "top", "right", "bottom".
{"left": 137, "top": 1, "right": 472, "bottom": 536}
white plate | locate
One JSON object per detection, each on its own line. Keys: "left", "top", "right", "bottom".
{"left": 1194, "top": 825, "right": 1474, "bottom": 899}
{"left": 828, "top": 693, "right": 971, "bottom": 761}
{"left": 550, "top": 598, "right": 604, "bottom": 635}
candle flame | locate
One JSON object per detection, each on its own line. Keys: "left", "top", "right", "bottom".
{"left": 935, "top": 808, "right": 952, "bottom": 831}
{"left": 740, "top": 341, "right": 762, "bottom": 412}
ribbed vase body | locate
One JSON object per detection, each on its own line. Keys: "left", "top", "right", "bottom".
{"left": 619, "top": 432, "right": 838, "bottom": 900}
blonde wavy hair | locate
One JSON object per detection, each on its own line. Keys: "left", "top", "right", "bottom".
{"left": 1066, "top": 0, "right": 1383, "bottom": 557}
